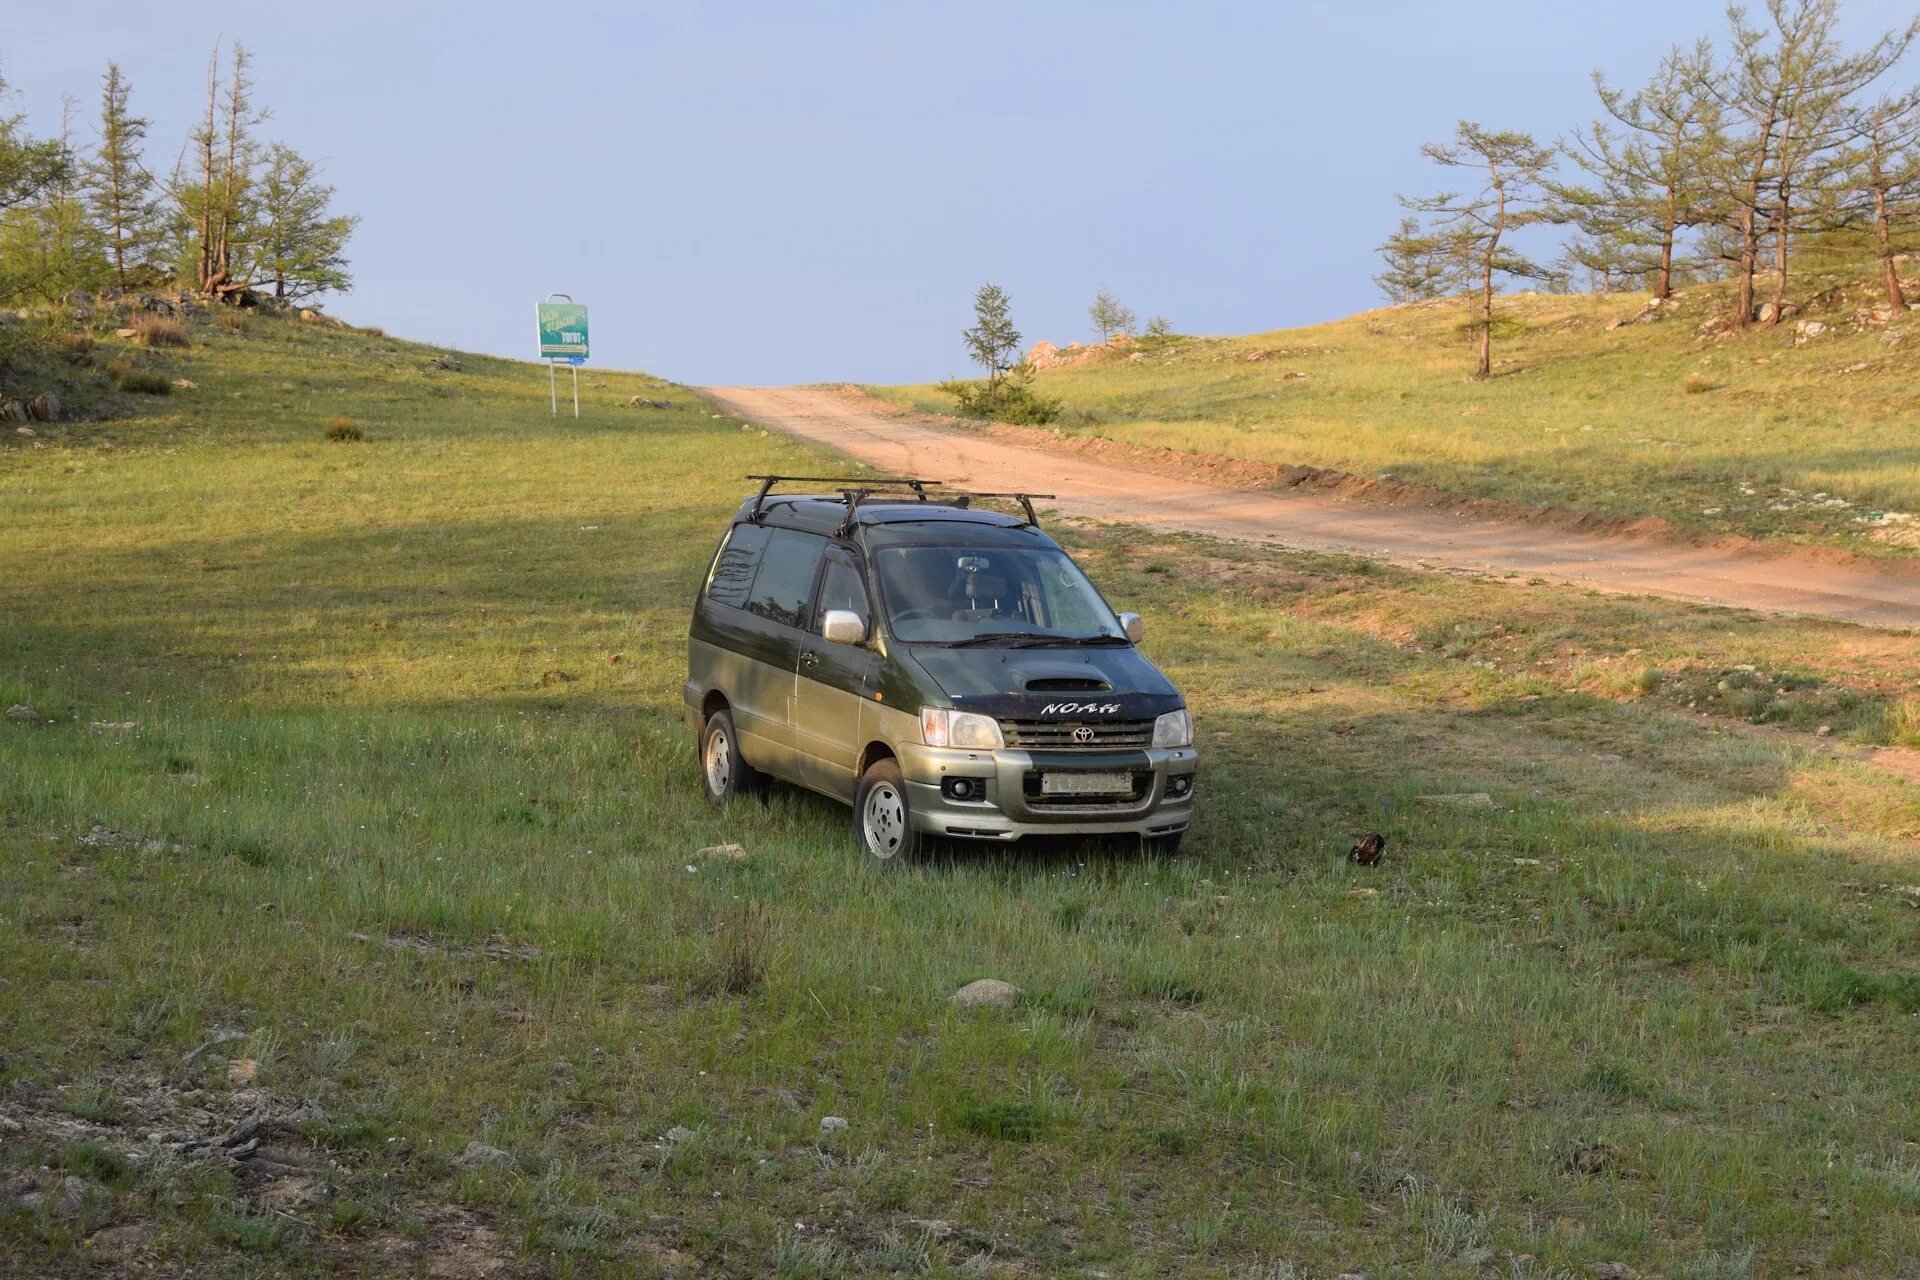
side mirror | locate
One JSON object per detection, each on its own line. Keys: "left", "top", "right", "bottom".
{"left": 821, "top": 609, "right": 868, "bottom": 646}
{"left": 1117, "top": 611, "right": 1144, "bottom": 643}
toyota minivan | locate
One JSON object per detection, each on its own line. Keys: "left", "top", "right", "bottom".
{"left": 684, "top": 476, "right": 1196, "bottom": 860}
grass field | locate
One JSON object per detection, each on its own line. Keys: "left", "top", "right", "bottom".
{"left": 5, "top": 312, "right": 1920, "bottom": 1277}
{"left": 877, "top": 276, "right": 1920, "bottom": 555}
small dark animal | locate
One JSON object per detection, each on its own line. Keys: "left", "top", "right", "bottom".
{"left": 1349, "top": 832, "right": 1386, "bottom": 866}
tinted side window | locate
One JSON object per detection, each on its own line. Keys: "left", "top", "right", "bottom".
{"left": 706, "top": 523, "right": 771, "bottom": 609}
{"left": 746, "top": 529, "right": 826, "bottom": 630}
{"left": 814, "top": 551, "right": 870, "bottom": 632}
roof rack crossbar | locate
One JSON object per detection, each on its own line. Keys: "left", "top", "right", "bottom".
{"left": 743, "top": 473, "right": 940, "bottom": 521}
{"left": 944, "top": 491, "right": 1056, "bottom": 527}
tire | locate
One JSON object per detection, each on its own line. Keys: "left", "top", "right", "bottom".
{"left": 699, "top": 708, "right": 759, "bottom": 808}
{"left": 854, "top": 758, "right": 922, "bottom": 863}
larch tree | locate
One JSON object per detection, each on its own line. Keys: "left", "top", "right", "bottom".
{"left": 1373, "top": 217, "right": 1451, "bottom": 302}
{"left": 1566, "top": 40, "right": 1726, "bottom": 299}
{"left": 0, "top": 73, "right": 69, "bottom": 218}
{"left": 1088, "top": 285, "right": 1135, "bottom": 341}
{"left": 1400, "top": 122, "right": 1559, "bottom": 379}
{"left": 82, "top": 62, "right": 163, "bottom": 291}
{"left": 0, "top": 95, "right": 105, "bottom": 303}
{"left": 179, "top": 40, "right": 269, "bottom": 301}
{"left": 250, "top": 144, "right": 358, "bottom": 301}
{"left": 962, "top": 283, "right": 1022, "bottom": 393}
{"left": 1840, "top": 88, "right": 1920, "bottom": 307}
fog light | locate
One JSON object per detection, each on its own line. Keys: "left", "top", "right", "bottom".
{"left": 1167, "top": 774, "right": 1193, "bottom": 798}
{"left": 943, "top": 777, "right": 982, "bottom": 801}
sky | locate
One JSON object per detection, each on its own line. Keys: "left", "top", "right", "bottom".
{"left": 8, "top": 0, "right": 1916, "bottom": 385}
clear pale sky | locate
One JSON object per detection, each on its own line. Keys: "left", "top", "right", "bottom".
{"left": 9, "top": 1, "right": 1915, "bottom": 384}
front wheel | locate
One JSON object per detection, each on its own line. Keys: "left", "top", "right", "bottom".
{"left": 700, "top": 708, "right": 760, "bottom": 807}
{"left": 854, "top": 759, "right": 922, "bottom": 863}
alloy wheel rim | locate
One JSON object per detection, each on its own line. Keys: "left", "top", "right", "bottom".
{"left": 863, "top": 783, "right": 905, "bottom": 858}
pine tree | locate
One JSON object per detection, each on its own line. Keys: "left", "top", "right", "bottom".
{"left": 0, "top": 73, "right": 68, "bottom": 218}
{"left": 250, "top": 144, "right": 358, "bottom": 301}
{"left": 1399, "top": 122, "right": 1558, "bottom": 379}
{"left": 83, "top": 62, "right": 162, "bottom": 292}
{"left": 0, "top": 95, "right": 105, "bottom": 303}
{"left": 178, "top": 41, "right": 269, "bottom": 300}
{"left": 1841, "top": 89, "right": 1920, "bottom": 308}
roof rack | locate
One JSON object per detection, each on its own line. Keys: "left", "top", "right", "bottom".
{"left": 744, "top": 474, "right": 939, "bottom": 521}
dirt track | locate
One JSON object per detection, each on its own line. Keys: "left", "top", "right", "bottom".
{"left": 700, "top": 385, "right": 1920, "bottom": 632}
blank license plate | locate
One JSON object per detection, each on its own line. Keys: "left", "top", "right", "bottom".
{"left": 1042, "top": 771, "right": 1132, "bottom": 796}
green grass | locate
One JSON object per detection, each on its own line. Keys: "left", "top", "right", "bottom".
{"left": 4, "top": 309, "right": 1920, "bottom": 1276}
{"left": 877, "top": 274, "right": 1920, "bottom": 554}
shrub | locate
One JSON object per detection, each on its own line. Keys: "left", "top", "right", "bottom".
{"left": 1684, "top": 372, "right": 1715, "bottom": 395}
{"left": 936, "top": 373, "right": 1062, "bottom": 425}
{"left": 59, "top": 331, "right": 95, "bottom": 367}
{"left": 709, "top": 901, "right": 772, "bottom": 995}
{"left": 360, "top": 325, "right": 385, "bottom": 338}
{"left": 1145, "top": 315, "right": 1173, "bottom": 338}
{"left": 216, "top": 310, "right": 248, "bottom": 332}
{"left": 131, "top": 314, "right": 188, "bottom": 348}
{"left": 326, "top": 416, "right": 365, "bottom": 442}
{"left": 116, "top": 367, "right": 172, "bottom": 395}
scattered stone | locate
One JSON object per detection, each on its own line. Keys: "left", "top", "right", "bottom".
{"left": 1562, "top": 1140, "right": 1619, "bottom": 1177}
{"left": 538, "top": 669, "right": 577, "bottom": 687}
{"left": 114, "top": 327, "right": 137, "bottom": 339}
{"left": 172, "top": 378, "right": 196, "bottom": 390}
{"left": 663, "top": 1125, "right": 698, "bottom": 1145}
{"left": 1416, "top": 792, "right": 1495, "bottom": 808}
{"left": 1346, "top": 887, "right": 1379, "bottom": 898}
{"left": 26, "top": 1175, "right": 102, "bottom": 1219}
{"left": 227, "top": 1058, "right": 258, "bottom": 1085}
{"left": 6, "top": 703, "right": 47, "bottom": 726}
{"left": 452, "top": 1140, "right": 516, "bottom": 1171}
{"left": 27, "top": 392, "right": 59, "bottom": 422}
{"left": 952, "top": 978, "right": 1019, "bottom": 1008}
{"left": 819, "top": 1115, "right": 848, "bottom": 1134}
{"left": 86, "top": 1222, "right": 153, "bottom": 1255}
{"left": 15, "top": 425, "right": 34, "bottom": 437}
{"left": 626, "top": 396, "right": 675, "bottom": 408}
{"left": 1584, "top": 1264, "right": 1638, "bottom": 1280}
{"left": 1816, "top": 724, "right": 1834, "bottom": 737}
{"left": 1513, "top": 858, "right": 1542, "bottom": 867}
{"left": 695, "top": 842, "right": 750, "bottom": 864}
{"left": 79, "top": 825, "right": 186, "bottom": 855}
{"left": 89, "top": 721, "right": 138, "bottom": 734}
{"left": 427, "top": 354, "right": 463, "bottom": 371}
{"left": 0, "top": 400, "right": 26, "bottom": 424}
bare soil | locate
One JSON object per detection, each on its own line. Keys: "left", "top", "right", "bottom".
{"left": 699, "top": 384, "right": 1920, "bottom": 631}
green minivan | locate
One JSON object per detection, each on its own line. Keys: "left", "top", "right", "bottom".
{"left": 683, "top": 477, "right": 1197, "bottom": 859}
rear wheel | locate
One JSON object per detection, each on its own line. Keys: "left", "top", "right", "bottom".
{"left": 700, "top": 708, "right": 759, "bottom": 807}
{"left": 854, "top": 759, "right": 922, "bottom": 863}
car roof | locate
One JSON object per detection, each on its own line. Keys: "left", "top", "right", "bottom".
{"left": 730, "top": 494, "right": 1036, "bottom": 539}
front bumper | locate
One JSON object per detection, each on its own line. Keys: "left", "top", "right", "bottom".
{"left": 896, "top": 741, "right": 1196, "bottom": 841}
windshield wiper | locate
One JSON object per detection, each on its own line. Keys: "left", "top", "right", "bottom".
{"left": 940, "top": 631, "right": 1128, "bottom": 649}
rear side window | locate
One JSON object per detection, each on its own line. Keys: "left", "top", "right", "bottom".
{"left": 745, "top": 529, "right": 826, "bottom": 629}
{"left": 706, "top": 523, "right": 770, "bottom": 609}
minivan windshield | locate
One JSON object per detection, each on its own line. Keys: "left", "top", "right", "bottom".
{"left": 871, "top": 545, "right": 1127, "bottom": 646}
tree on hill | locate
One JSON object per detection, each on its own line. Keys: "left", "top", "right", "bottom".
{"left": 1088, "top": 285, "right": 1135, "bottom": 341}
{"left": 1564, "top": 40, "right": 1727, "bottom": 299}
{"left": 177, "top": 40, "right": 269, "bottom": 302}
{"left": 1707, "top": 0, "right": 1916, "bottom": 327}
{"left": 1373, "top": 217, "right": 1451, "bottom": 302}
{"left": 0, "top": 95, "right": 107, "bottom": 304}
{"left": 1837, "top": 88, "right": 1920, "bottom": 308}
{"left": 0, "top": 74, "right": 72, "bottom": 305}
{"left": 1399, "top": 122, "right": 1559, "bottom": 379}
{"left": 250, "top": 144, "right": 358, "bottom": 301}
{"left": 963, "top": 282, "right": 1022, "bottom": 393}
{"left": 83, "top": 62, "right": 164, "bottom": 292}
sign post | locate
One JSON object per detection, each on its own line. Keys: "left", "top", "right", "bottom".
{"left": 535, "top": 295, "right": 589, "bottom": 417}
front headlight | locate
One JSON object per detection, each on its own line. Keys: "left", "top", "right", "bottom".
{"left": 1152, "top": 708, "right": 1193, "bottom": 749}
{"left": 920, "top": 707, "right": 1004, "bottom": 749}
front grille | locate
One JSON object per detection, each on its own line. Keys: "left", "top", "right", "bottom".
{"left": 999, "top": 718, "right": 1155, "bottom": 750}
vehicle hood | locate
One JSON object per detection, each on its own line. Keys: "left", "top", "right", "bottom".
{"left": 904, "top": 645, "right": 1183, "bottom": 718}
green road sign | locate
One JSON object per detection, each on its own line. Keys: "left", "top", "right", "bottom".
{"left": 536, "top": 302, "right": 589, "bottom": 359}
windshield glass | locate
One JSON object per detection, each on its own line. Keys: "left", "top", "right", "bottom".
{"left": 871, "top": 544, "right": 1125, "bottom": 645}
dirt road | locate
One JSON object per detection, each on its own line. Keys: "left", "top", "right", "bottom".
{"left": 700, "top": 385, "right": 1920, "bottom": 631}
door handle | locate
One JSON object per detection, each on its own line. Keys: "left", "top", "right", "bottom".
{"left": 800, "top": 650, "right": 821, "bottom": 668}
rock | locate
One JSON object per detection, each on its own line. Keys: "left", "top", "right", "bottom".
{"left": 819, "top": 1115, "right": 848, "bottom": 1134}
{"left": 172, "top": 379, "right": 196, "bottom": 390}
{"left": 89, "top": 721, "right": 138, "bottom": 734}
{"left": 6, "top": 703, "right": 47, "bottom": 726}
{"left": 79, "top": 825, "right": 185, "bottom": 855}
{"left": 626, "top": 396, "right": 674, "bottom": 408}
{"left": 1416, "top": 792, "right": 1494, "bottom": 808}
{"left": 36, "top": 1175, "right": 101, "bottom": 1219}
{"left": 1026, "top": 340, "right": 1064, "bottom": 371}
{"left": 695, "top": 842, "right": 750, "bottom": 864}
{"left": 427, "top": 353, "right": 463, "bottom": 371}
{"left": 0, "top": 400, "right": 28, "bottom": 424}
{"left": 1584, "top": 1264, "right": 1638, "bottom": 1280}
{"left": 115, "top": 327, "right": 137, "bottom": 339}
{"left": 227, "top": 1058, "right": 257, "bottom": 1084}
{"left": 86, "top": 1222, "right": 152, "bottom": 1255}
{"left": 1126, "top": 352, "right": 1144, "bottom": 362}
{"left": 27, "top": 392, "right": 59, "bottom": 422}
{"left": 452, "top": 1140, "right": 516, "bottom": 1171}
{"left": 1792, "top": 319, "right": 1828, "bottom": 343}
{"left": 663, "top": 1125, "right": 698, "bottom": 1144}
{"left": 952, "top": 978, "right": 1019, "bottom": 1008}
{"left": 1817, "top": 724, "right": 1834, "bottom": 737}
{"left": 13, "top": 425, "right": 32, "bottom": 438}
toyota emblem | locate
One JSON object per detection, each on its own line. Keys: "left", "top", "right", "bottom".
{"left": 1071, "top": 726, "right": 1096, "bottom": 744}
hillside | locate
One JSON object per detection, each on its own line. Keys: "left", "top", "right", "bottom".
{"left": 5, "top": 309, "right": 1920, "bottom": 1276}
{"left": 878, "top": 275, "right": 1920, "bottom": 555}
